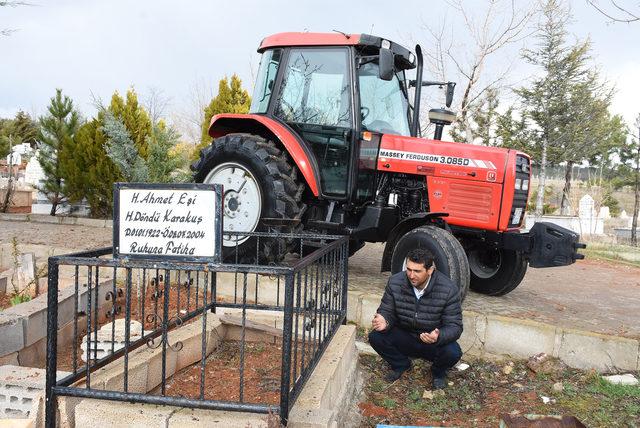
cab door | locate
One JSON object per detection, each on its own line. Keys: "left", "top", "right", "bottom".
{"left": 272, "top": 47, "right": 354, "bottom": 199}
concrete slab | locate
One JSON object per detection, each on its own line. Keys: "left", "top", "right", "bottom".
{"left": 74, "top": 399, "right": 175, "bottom": 427}
{"left": 0, "top": 419, "right": 35, "bottom": 428}
{"left": 346, "top": 290, "right": 361, "bottom": 325}
{"left": 288, "top": 325, "right": 357, "bottom": 428}
{"left": 358, "top": 295, "right": 379, "bottom": 327}
{"left": 2, "top": 296, "right": 47, "bottom": 348}
{"left": 0, "top": 314, "right": 24, "bottom": 357}
{"left": 459, "top": 311, "right": 487, "bottom": 355}
{"left": 168, "top": 408, "right": 269, "bottom": 427}
{"left": 17, "top": 336, "right": 46, "bottom": 368}
{"left": 557, "top": 329, "right": 639, "bottom": 372}
{"left": 0, "top": 366, "right": 69, "bottom": 420}
{"left": 484, "top": 316, "right": 557, "bottom": 359}
{"left": 0, "top": 353, "right": 19, "bottom": 366}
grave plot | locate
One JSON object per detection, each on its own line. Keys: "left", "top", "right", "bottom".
{"left": 44, "top": 232, "right": 351, "bottom": 427}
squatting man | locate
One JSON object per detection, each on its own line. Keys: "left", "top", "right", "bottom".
{"left": 369, "top": 249, "right": 463, "bottom": 389}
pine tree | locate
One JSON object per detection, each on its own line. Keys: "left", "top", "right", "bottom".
{"left": 0, "top": 111, "right": 38, "bottom": 158}
{"left": 103, "top": 113, "right": 189, "bottom": 184}
{"left": 194, "top": 75, "right": 251, "bottom": 159}
{"left": 103, "top": 113, "right": 149, "bottom": 182}
{"left": 109, "top": 89, "right": 153, "bottom": 158}
{"left": 514, "top": 0, "right": 627, "bottom": 215}
{"left": 146, "top": 125, "right": 189, "bottom": 183}
{"left": 38, "top": 89, "right": 80, "bottom": 215}
{"left": 60, "top": 88, "right": 154, "bottom": 218}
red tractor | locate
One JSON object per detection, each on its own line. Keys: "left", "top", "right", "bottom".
{"left": 192, "top": 32, "right": 585, "bottom": 298}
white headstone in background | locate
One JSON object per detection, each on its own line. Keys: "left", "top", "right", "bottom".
{"left": 598, "top": 206, "right": 610, "bottom": 219}
{"left": 620, "top": 210, "right": 629, "bottom": 219}
{"left": 24, "top": 152, "right": 45, "bottom": 187}
{"left": 578, "top": 194, "right": 596, "bottom": 218}
{"left": 14, "top": 252, "right": 37, "bottom": 294}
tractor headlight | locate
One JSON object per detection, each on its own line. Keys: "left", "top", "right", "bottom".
{"left": 515, "top": 179, "right": 521, "bottom": 190}
{"left": 522, "top": 180, "right": 529, "bottom": 191}
{"left": 381, "top": 39, "right": 391, "bottom": 49}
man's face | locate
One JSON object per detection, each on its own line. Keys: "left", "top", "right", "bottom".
{"left": 406, "top": 259, "right": 434, "bottom": 288}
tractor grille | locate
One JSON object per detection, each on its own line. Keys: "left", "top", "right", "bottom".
{"left": 508, "top": 155, "right": 530, "bottom": 228}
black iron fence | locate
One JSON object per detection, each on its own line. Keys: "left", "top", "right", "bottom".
{"left": 45, "top": 232, "right": 349, "bottom": 426}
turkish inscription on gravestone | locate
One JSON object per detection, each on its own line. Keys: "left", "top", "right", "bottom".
{"left": 114, "top": 184, "right": 222, "bottom": 261}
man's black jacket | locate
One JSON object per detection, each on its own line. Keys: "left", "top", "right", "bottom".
{"left": 376, "top": 270, "right": 463, "bottom": 345}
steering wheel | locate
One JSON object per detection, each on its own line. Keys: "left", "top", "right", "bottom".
{"left": 360, "top": 106, "right": 370, "bottom": 121}
{"left": 367, "top": 120, "right": 395, "bottom": 134}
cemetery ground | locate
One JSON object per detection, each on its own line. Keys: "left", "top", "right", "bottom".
{"left": 356, "top": 353, "right": 640, "bottom": 427}
{"left": 1, "top": 217, "right": 639, "bottom": 426}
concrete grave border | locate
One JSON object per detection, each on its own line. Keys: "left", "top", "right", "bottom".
{"left": 66, "top": 316, "right": 357, "bottom": 428}
{"left": 0, "top": 279, "right": 119, "bottom": 368}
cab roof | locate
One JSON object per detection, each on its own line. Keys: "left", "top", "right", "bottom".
{"left": 258, "top": 32, "right": 416, "bottom": 69}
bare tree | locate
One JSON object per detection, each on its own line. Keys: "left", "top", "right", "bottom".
{"left": 586, "top": 0, "right": 639, "bottom": 23}
{"left": 1, "top": 1, "right": 34, "bottom": 36}
{"left": 1, "top": 135, "right": 16, "bottom": 213}
{"left": 142, "top": 86, "right": 172, "bottom": 125}
{"left": 420, "top": 0, "right": 536, "bottom": 143}
{"left": 172, "top": 78, "right": 215, "bottom": 147}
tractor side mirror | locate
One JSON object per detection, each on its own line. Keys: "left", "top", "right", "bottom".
{"left": 378, "top": 48, "right": 394, "bottom": 81}
{"left": 446, "top": 82, "right": 456, "bottom": 108}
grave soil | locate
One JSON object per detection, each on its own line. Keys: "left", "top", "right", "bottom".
{"left": 161, "top": 340, "right": 284, "bottom": 405}
{"left": 0, "top": 293, "right": 14, "bottom": 310}
{"left": 357, "top": 354, "right": 640, "bottom": 428}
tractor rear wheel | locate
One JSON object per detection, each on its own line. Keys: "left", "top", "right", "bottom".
{"left": 192, "top": 133, "right": 304, "bottom": 262}
{"left": 468, "top": 245, "right": 528, "bottom": 296}
{"left": 390, "top": 226, "right": 470, "bottom": 301}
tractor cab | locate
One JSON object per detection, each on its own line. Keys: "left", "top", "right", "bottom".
{"left": 249, "top": 33, "right": 420, "bottom": 204}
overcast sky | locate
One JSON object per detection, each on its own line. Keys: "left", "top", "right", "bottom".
{"left": 2, "top": 0, "right": 639, "bottom": 136}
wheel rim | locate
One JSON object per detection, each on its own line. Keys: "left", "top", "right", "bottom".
{"left": 204, "top": 162, "right": 262, "bottom": 247}
{"left": 468, "top": 247, "right": 502, "bottom": 279}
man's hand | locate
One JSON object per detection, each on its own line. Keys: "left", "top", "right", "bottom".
{"left": 372, "top": 313, "right": 388, "bottom": 332}
{"left": 419, "top": 328, "right": 439, "bottom": 344}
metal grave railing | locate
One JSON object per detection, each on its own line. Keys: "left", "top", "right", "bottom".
{"left": 44, "top": 232, "right": 349, "bottom": 426}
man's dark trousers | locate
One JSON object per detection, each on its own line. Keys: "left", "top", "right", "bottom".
{"left": 369, "top": 327, "right": 462, "bottom": 377}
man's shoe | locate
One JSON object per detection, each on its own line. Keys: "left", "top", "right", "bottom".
{"left": 384, "top": 365, "right": 411, "bottom": 382}
{"left": 432, "top": 372, "right": 447, "bottom": 390}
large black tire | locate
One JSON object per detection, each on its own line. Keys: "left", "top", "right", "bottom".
{"left": 390, "top": 226, "right": 470, "bottom": 301}
{"left": 192, "top": 133, "right": 304, "bottom": 262}
{"left": 468, "top": 245, "right": 528, "bottom": 296}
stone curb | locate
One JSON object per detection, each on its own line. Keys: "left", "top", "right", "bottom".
{"left": 348, "top": 290, "right": 640, "bottom": 373}
{"left": 0, "top": 213, "right": 112, "bottom": 228}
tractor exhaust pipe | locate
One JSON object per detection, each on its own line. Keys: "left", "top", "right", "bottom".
{"left": 410, "top": 44, "right": 423, "bottom": 138}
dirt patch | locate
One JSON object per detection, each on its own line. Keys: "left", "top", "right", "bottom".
{"left": 0, "top": 293, "right": 14, "bottom": 310}
{"left": 358, "top": 354, "right": 640, "bottom": 427}
{"left": 162, "top": 340, "right": 285, "bottom": 404}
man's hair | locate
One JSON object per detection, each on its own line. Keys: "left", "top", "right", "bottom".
{"left": 406, "top": 248, "right": 435, "bottom": 269}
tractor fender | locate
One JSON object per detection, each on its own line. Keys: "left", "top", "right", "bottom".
{"left": 208, "top": 113, "right": 320, "bottom": 196}
{"left": 380, "top": 212, "right": 449, "bottom": 272}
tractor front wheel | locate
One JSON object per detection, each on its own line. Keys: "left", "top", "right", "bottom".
{"left": 192, "top": 133, "right": 304, "bottom": 262}
{"left": 467, "top": 245, "right": 528, "bottom": 296}
{"left": 390, "top": 226, "right": 470, "bottom": 301}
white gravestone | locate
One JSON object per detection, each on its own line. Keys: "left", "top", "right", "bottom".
{"left": 81, "top": 319, "right": 143, "bottom": 362}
